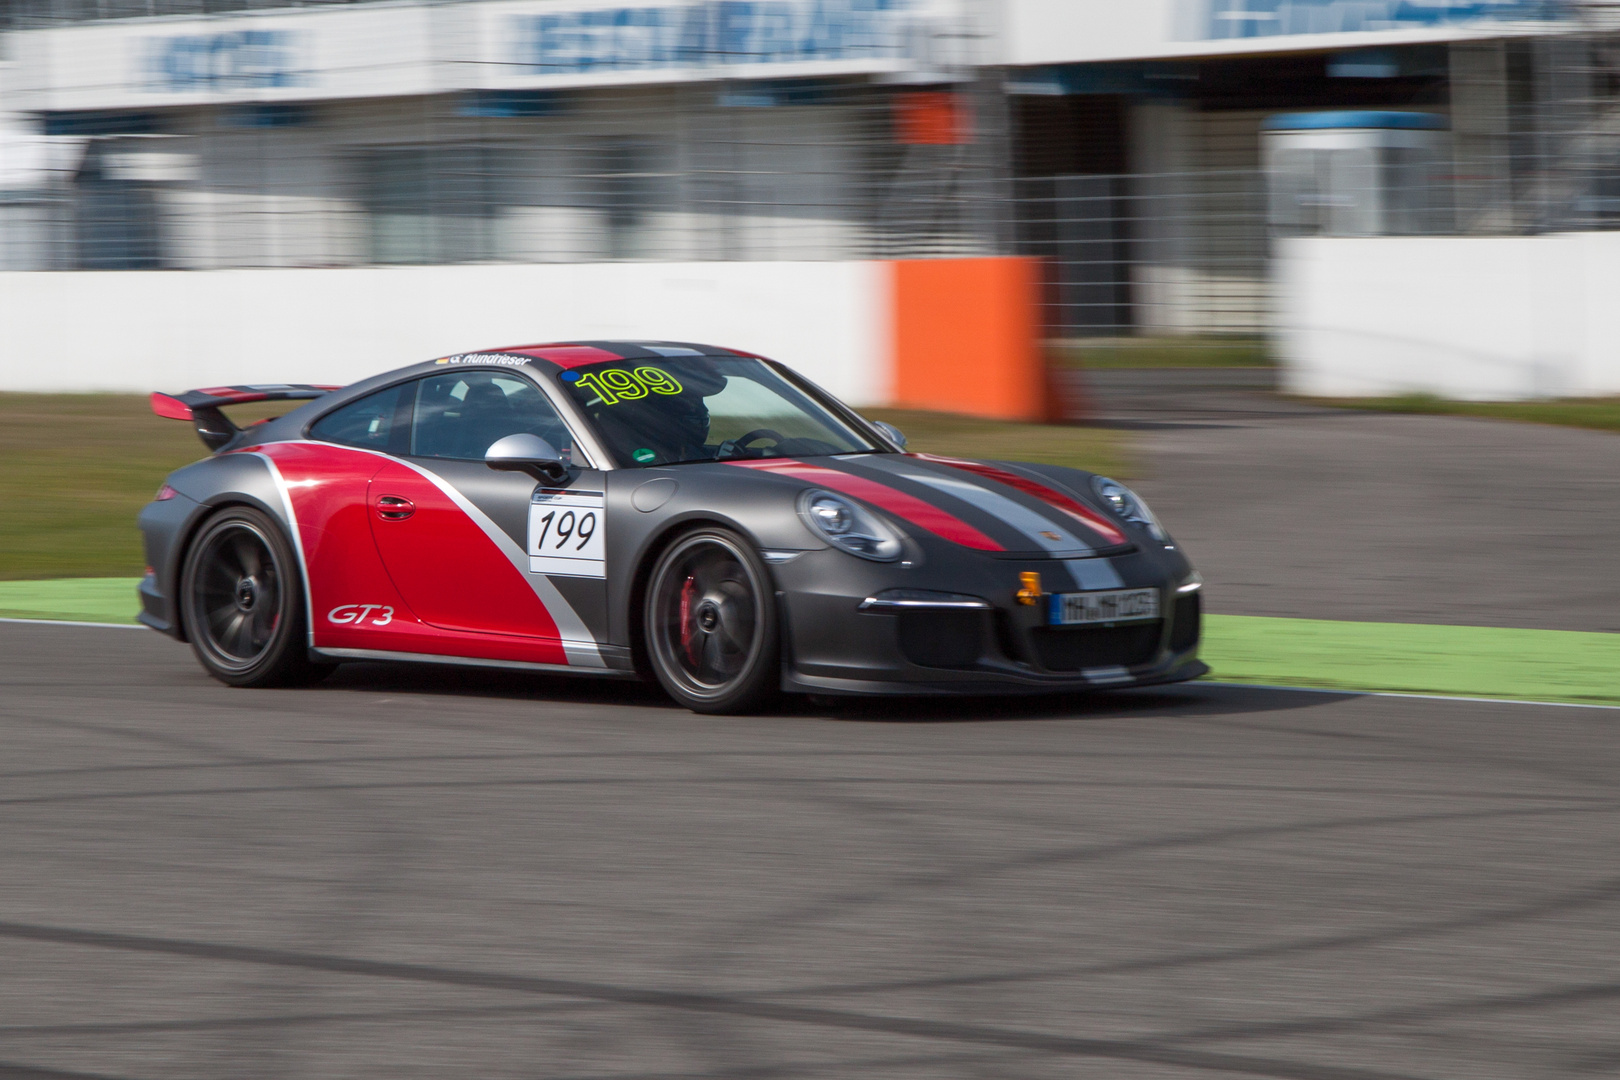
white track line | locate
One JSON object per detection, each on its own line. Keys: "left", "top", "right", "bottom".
{"left": 0, "top": 617, "right": 146, "bottom": 630}
{"left": 1207, "top": 680, "right": 1620, "bottom": 711}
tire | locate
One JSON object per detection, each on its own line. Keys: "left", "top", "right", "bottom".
{"left": 644, "top": 527, "right": 780, "bottom": 715}
{"left": 180, "top": 506, "right": 331, "bottom": 688}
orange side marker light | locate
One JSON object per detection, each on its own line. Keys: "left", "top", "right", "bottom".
{"left": 1017, "top": 571, "right": 1043, "bottom": 606}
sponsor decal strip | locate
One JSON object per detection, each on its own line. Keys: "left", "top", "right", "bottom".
{"left": 912, "top": 454, "right": 1128, "bottom": 547}
{"left": 728, "top": 459, "right": 1004, "bottom": 552}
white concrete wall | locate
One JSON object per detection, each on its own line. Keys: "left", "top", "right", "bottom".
{"left": 0, "top": 261, "right": 892, "bottom": 405}
{"left": 1277, "top": 233, "right": 1620, "bottom": 401}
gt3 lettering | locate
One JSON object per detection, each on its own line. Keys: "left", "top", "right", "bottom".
{"left": 328, "top": 604, "right": 394, "bottom": 626}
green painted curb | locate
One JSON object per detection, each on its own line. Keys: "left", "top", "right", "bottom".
{"left": 1202, "top": 613, "right": 1620, "bottom": 706}
{"left": 3, "top": 580, "right": 1617, "bottom": 706}
{"left": 0, "top": 578, "right": 143, "bottom": 625}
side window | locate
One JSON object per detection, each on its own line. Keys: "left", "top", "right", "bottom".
{"left": 309, "top": 383, "right": 411, "bottom": 452}
{"left": 411, "top": 371, "right": 577, "bottom": 463}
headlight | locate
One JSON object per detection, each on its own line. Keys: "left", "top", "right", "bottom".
{"left": 1092, "top": 476, "right": 1169, "bottom": 542}
{"left": 798, "top": 490, "right": 903, "bottom": 562}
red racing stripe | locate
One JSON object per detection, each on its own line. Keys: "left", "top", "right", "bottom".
{"left": 911, "top": 453, "right": 1128, "bottom": 547}
{"left": 729, "top": 459, "right": 1004, "bottom": 551}
{"left": 503, "top": 345, "right": 625, "bottom": 369}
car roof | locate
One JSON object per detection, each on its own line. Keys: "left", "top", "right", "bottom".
{"left": 281, "top": 341, "right": 767, "bottom": 438}
{"left": 474, "top": 341, "right": 760, "bottom": 369}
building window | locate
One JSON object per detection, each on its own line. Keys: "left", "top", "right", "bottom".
{"left": 362, "top": 146, "right": 495, "bottom": 265}
{"left": 73, "top": 142, "right": 163, "bottom": 270}
{"left": 593, "top": 138, "right": 665, "bottom": 260}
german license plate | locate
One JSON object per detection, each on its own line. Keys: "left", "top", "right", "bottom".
{"left": 1048, "top": 588, "right": 1160, "bottom": 626}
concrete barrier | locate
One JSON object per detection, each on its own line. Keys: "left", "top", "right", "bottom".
{"left": 890, "top": 256, "right": 1047, "bottom": 421}
{"left": 1277, "top": 233, "right": 1620, "bottom": 401}
{"left": 0, "top": 257, "right": 1051, "bottom": 419}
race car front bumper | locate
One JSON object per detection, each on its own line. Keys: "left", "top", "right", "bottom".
{"left": 772, "top": 546, "right": 1207, "bottom": 697}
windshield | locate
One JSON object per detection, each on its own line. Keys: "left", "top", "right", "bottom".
{"left": 558, "top": 356, "right": 879, "bottom": 468}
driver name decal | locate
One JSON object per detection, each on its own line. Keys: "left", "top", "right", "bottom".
{"left": 436, "top": 354, "right": 531, "bottom": 367}
{"left": 529, "top": 489, "right": 607, "bottom": 578}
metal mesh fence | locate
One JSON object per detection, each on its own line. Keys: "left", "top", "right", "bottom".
{"left": 1416, "top": 7, "right": 1620, "bottom": 235}
{"left": 13, "top": 0, "right": 1620, "bottom": 341}
{"left": 1017, "top": 170, "right": 1269, "bottom": 337}
{"left": 0, "top": 81, "right": 1014, "bottom": 271}
{"left": 0, "top": 0, "right": 367, "bottom": 31}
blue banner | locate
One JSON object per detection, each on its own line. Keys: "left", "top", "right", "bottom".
{"left": 510, "top": 0, "right": 909, "bottom": 74}
{"left": 144, "top": 30, "right": 306, "bottom": 92}
{"left": 1205, "top": 0, "right": 1560, "bottom": 40}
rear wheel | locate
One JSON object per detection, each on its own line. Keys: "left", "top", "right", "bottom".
{"left": 644, "top": 528, "right": 780, "bottom": 714}
{"left": 181, "top": 506, "right": 330, "bottom": 687}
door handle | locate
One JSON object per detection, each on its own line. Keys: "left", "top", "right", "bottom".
{"left": 376, "top": 495, "right": 415, "bottom": 521}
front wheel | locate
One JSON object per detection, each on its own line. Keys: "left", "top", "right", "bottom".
{"left": 181, "top": 506, "right": 331, "bottom": 688}
{"left": 644, "top": 528, "right": 780, "bottom": 714}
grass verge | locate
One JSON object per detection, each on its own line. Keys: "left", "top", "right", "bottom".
{"left": 0, "top": 577, "right": 143, "bottom": 625}
{"left": 1049, "top": 337, "right": 1274, "bottom": 370}
{"left": 1202, "top": 614, "right": 1620, "bottom": 706}
{"left": 0, "top": 393, "right": 209, "bottom": 580}
{"left": 1307, "top": 393, "right": 1620, "bottom": 434}
{"left": 861, "top": 409, "right": 1132, "bottom": 478}
{"left": 0, "top": 393, "right": 1133, "bottom": 580}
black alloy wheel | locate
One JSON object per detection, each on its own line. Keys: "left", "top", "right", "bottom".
{"left": 181, "top": 506, "right": 330, "bottom": 687}
{"left": 644, "top": 527, "right": 780, "bottom": 714}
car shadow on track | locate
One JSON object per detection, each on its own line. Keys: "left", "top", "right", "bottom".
{"left": 317, "top": 662, "right": 1350, "bottom": 723}
{"left": 794, "top": 683, "right": 1351, "bottom": 724}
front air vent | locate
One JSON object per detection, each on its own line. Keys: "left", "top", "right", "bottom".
{"left": 897, "top": 609, "right": 986, "bottom": 669}
{"left": 1169, "top": 592, "right": 1201, "bottom": 653}
{"left": 1031, "top": 623, "right": 1162, "bottom": 672}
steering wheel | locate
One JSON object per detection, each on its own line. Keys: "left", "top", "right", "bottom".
{"left": 733, "top": 428, "right": 785, "bottom": 449}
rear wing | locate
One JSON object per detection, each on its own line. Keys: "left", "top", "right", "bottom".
{"left": 151, "top": 384, "right": 341, "bottom": 452}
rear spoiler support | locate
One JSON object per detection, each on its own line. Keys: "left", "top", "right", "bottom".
{"left": 150, "top": 385, "right": 341, "bottom": 452}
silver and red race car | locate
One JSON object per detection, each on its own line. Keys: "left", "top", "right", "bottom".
{"left": 137, "top": 342, "right": 1204, "bottom": 713}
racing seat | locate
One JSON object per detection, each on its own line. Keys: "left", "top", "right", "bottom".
{"left": 444, "top": 379, "right": 520, "bottom": 460}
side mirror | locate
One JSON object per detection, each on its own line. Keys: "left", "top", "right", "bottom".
{"left": 872, "top": 420, "right": 908, "bottom": 450}
{"left": 485, "top": 433, "right": 569, "bottom": 485}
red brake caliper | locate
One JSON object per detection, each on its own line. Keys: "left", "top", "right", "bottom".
{"left": 679, "top": 576, "right": 700, "bottom": 666}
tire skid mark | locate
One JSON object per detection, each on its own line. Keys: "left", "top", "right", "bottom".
{"left": 0, "top": 919, "right": 1423, "bottom": 1080}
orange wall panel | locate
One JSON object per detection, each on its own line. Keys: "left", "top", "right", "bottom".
{"left": 890, "top": 257, "right": 1046, "bottom": 422}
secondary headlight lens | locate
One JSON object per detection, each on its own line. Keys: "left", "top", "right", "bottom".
{"left": 809, "top": 497, "right": 853, "bottom": 535}
{"left": 1092, "top": 476, "right": 1169, "bottom": 542}
{"left": 799, "top": 490, "right": 903, "bottom": 562}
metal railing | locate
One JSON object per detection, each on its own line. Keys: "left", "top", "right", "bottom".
{"left": 0, "top": 81, "right": 1014, "bottom": 270}
{"left": 15, "top": 1, "right": 1620, "bottom": 342}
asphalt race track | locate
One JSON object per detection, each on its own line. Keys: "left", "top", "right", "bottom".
{"left": 5, "top": 403, "right": 1620, "bottom": 1079}
{"left": 1113, "top": 386, "right": 1620, "bottom": 632}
